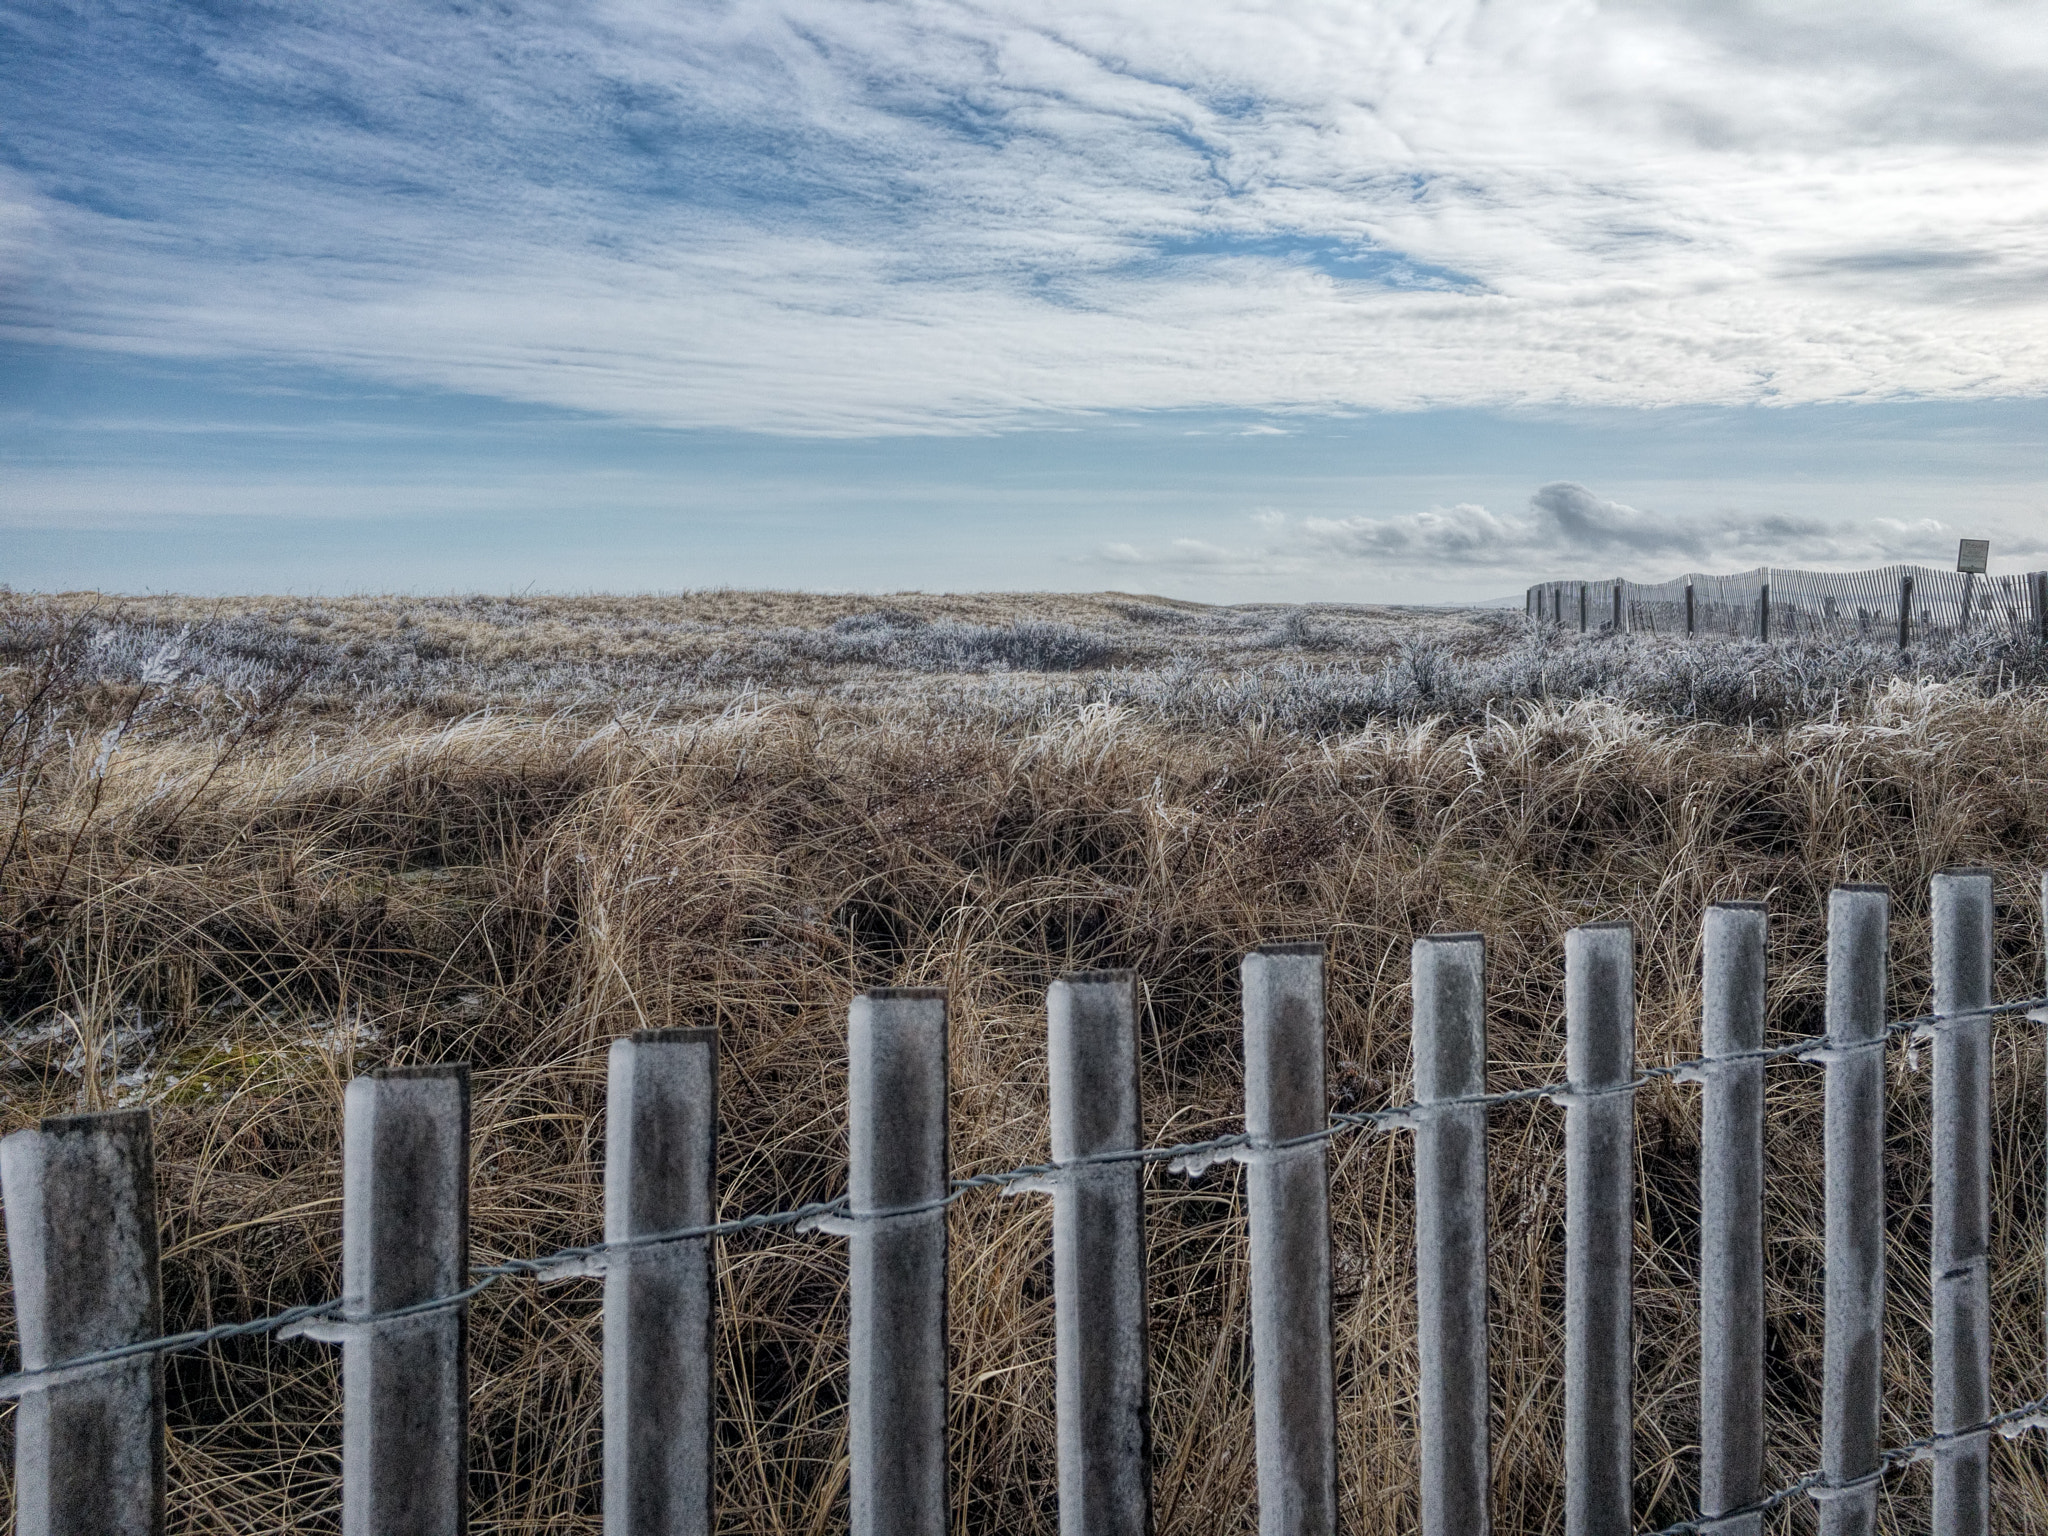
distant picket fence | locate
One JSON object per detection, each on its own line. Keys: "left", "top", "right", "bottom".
{"left": 7, "top": 871, "right": 2048, "bottom": 1536}
{"left": 1527, "top": 564, "right": 2048, "bottom": 645}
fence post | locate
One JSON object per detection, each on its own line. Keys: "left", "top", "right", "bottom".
{"left": 1413, "top": 934, "right": 1489, "bottom": 1536}
{"left": 1579, "top": 584, "right": 1588, "bottom": 633}
{"left": 1900, "top": 575, "right": 1915, "bottom": 649}
{"left": 1814, "top": 887, "right": 1888, "bottom": 1536}
{"left": 318, "top": 1065, "right": 474, "bottom": 1536}
{"left": 1612, "top": 582, "right": 1623, "bottom": 633}
{"left": 1564, "top": 923, "right": 1635, "bottom": 1536}
{"left": 2041, "top": 872, "right": 2048, "bottom": 1375}
{"left": 1759, "top": 582, "right": 1771, "bottom": 643}
{"left": 0, "top": 1108, "right": 164, "bottom": 1536}
{"left": 1046, "top": 970, "right": 1151, "bottom": 1536}
{"left": 1686, "top": 583, "right": 1696, "bottom": 636}
{"left": 1243, "top": 943, "right": 1336, "bottom": 1536}
{"left": 2036, "top": 572, "right": 2048, "bottom": 643}
{"left": 1699, "top": 903, "right": 1766, "bottom": 1536}
{"left": 605, "top": 1029, "right": 718, "bottom": 1536}
{"left": 2039, "top": 870, "right": 2048, "bottom": 1381}
{"left": 1930, "top": 869, "right": 1993, "bottom": 1536}
{"left": 848, "top": 989, "right": 950, "bottom": 1536}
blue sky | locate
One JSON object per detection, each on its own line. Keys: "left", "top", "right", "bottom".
{"left": 4, "top": 0, "right": 2047, "bottom": 599}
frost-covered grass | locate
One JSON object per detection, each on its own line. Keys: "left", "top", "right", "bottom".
{"left": 9, "top": 588, "right": 2043, "bottom": 730}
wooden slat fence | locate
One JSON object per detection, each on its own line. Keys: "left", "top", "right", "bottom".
{"left": 1526, "top": 565, "right": 2048, "bottom": 644}
{"left": 7, "top": 871, "right": 2048, "bottom": 1535}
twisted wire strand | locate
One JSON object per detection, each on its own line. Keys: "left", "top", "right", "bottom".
{"left": 1639, "top": 1387, "right": 2048, "bottom": 1536}
{"left": 1638, "top": 1470, "right": 1825, "bottom": 1535}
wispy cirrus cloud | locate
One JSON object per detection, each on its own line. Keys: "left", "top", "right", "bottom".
{"left": 3, "top": 2, "right": 2048, "bottom": 434}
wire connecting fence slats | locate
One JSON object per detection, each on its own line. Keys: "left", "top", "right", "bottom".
{"left": 1526, "top": 564, "right": 2048, "bottom": 644}
{"left": 12, "top": 873, "right": 2048, "bottom": 1533}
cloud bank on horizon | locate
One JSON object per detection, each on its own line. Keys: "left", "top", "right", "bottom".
{"left": 6, "top": 0, "right": 2048, "bottom": 440}
{"left": 1097, "top": 480, "right": 2048, "bottom": 583}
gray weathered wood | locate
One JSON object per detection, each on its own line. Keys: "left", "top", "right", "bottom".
{"left": 1930, "top": 869, "right": 1993, "bottom": 1536}
{"left": 1412, "top": 933, "right": 1490, "bottom": 1536}
{"left": 1046, "top": 970, "right": 1151, "bottom": 1536}
{"left": 1816, "top": 886, "right": 1888, "bottom": 1536}
{"left": 1699, "top": 902, "right": 1766, "bottom": 1536}
{"left": 848, "top": 989, "right": 950, "bottom": 1536}
{"left": 1243, "top": 943, "right": 1336, "bottom": 1536}
{"left": 605, "top": 1028, "right": 718, "bottom": 1536}
{"left": 342, "top": 1065, "right": 471, "bottom": 1536}
{"left": 0, "top": 1108, "right": 165, "bottom": 1536}
{"left": 1564, "top": 922, "right": 1635, "bottom": 1536}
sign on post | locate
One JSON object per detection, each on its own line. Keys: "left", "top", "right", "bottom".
{"left": 1956, "top": 539, "right": 1989, "bottom": 574}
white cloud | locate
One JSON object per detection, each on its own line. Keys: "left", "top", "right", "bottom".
{"left": 1092, "top": 481, "right": 2048, "bottom": 582}
{"left": 1297, "top": 484, "right": 1953, "bottom": 569}
{"left": 5, "top": 1, "right": 2048, "bottom": 432}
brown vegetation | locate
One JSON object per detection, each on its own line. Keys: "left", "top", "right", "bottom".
{"left": 4, "top": 589, "right": 2048, "bottom": 1532}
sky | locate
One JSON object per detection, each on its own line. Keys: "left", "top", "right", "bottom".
{"left": 4, "top": 0, "right": 2047, "bottom": 601}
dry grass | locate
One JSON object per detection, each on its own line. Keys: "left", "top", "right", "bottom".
{"left": 4, "top": 589, "right": 2048, "bottom": 1533}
